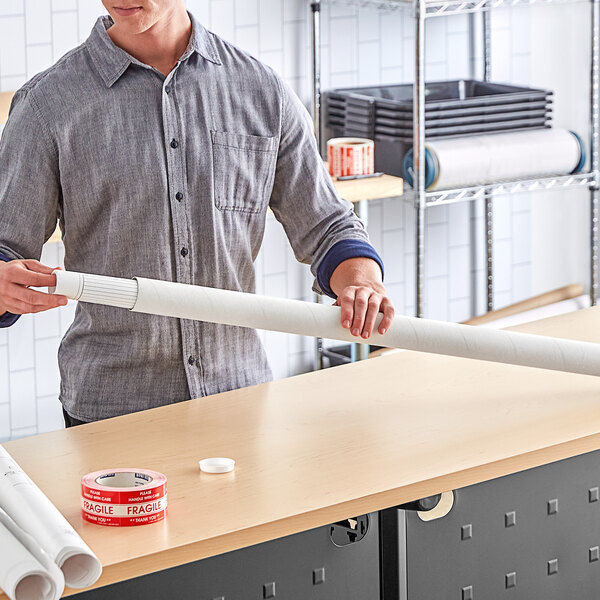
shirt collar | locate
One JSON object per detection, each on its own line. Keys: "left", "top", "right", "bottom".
{"left": 86, "top": 12, "right": 221, "bottom": 88}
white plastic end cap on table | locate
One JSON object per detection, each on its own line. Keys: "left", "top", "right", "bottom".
{"left": 199, "top": 458, "right": 235, "bottom": 474}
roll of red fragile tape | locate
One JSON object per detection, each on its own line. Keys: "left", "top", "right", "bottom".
{"left": 81, "top": 496, "right": 167, "bottom": 527}
{"left": 81, "top": 469, "right": 167, "bottom": 527}
{"left": 327, "top": 138, "right": 374, "bottom": 178}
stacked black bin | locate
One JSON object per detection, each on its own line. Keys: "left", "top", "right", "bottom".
{"left": 325, "top": 80, "right": 553, "bottom": 178}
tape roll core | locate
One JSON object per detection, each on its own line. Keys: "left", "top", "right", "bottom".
{"left": 94, "top": 472, "right": 153, "bottom": 488}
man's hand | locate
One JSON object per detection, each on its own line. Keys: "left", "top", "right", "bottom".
{"left": 329, "top": 257, "right": 394, "bottom": 339}
{"left": 0, "top": 260, "right": 67, "bottom": 316}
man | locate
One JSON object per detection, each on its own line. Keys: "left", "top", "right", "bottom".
{"left": 0, "top": 1, "right": 393, "bottom": 426}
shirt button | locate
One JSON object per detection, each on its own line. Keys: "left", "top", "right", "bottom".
{"left": 188, "top": 356, "right": 195, "bottom": 365}
{"left": 165, "top": 85, "right": 171, "bottom": 94}
{"left": 175, "top": 192, "right": 183, "bottom": 201}
{"left": 170, "top": 139, "right": 179, "bottom": 148}
{"left": 180, "top": 247, "right": 188, "bottom": 257}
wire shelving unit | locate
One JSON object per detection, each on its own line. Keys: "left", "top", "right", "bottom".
{"left": 310, "top": 0, "right": 600, "bottom": 329}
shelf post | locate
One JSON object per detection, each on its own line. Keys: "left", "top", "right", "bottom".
{"left": 591, "top": 0, "right": 600, "bottom": 306}
{"left": 311, "top": 0, "right": 322, "bottom": 154}
{"left": 414, "top": 0, "right": 426, "bottom": 318}
{"left": 311, "top": 0, "right": 324, "bottom": 370}
{"left": 482, "top": 9, "right": 492, "bottom": 82}
{"left": 468, "top": 12, "right": 478, "bottom": 317}
{"left": 482, "top": 9, "right": 494, "bottom": 313}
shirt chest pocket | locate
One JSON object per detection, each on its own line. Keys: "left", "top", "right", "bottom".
{"left": 211, "top": 130, "right": 278, "bottom": 214}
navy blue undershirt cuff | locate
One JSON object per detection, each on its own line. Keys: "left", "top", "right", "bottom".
{"left": 0, "top": 252, "right": 20, "bottom": 328}
{"left": 317, "top": 240, "right": 385, "bottom": 299}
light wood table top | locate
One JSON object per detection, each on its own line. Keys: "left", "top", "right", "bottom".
{"left": 48, "top": 224, "right": 62, "bottom": 244}
{"left": 2, "top": 308, "right": 600, "bottom": 597}
{"left": 0, "top": 91, "right": 13, "bottom": 124}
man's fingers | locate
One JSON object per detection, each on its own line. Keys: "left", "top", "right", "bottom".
{"left": 334, "top": 279, "right": 395, "bottom": 340}
{"left": 22, "top": 259, "right": 57, "bottom": 274}
{"left": 11, "top": 265, "right": 57, "bottom": 288}
{"left": 0, "top": 260, "right": 65, "bottom": 317}
{"left": 8, "top": 283, "right": 66, "bottom": 308}
{"left": 350, "top": 288, "right": 370, "bottom": 337}
{"left": 361, "top": 294, "right": 382, "bottom": 339}
{"left": 338, "top": 290, "right": 355, "bottom": 329}
{"left": 3, "top": 298, "right": 60, "bottom": 315}
{"left": 378, "top": 297, "right": 395, "bottom": 335}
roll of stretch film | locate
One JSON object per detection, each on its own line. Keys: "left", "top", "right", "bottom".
{"left": 81, "top": 469, "right": 167, "bottom": 527}
{"left": 327, "top": 137, "right": 374, "bottom": 178}
{"left": 402, "top": 128, "right": 585, "bottom": 190}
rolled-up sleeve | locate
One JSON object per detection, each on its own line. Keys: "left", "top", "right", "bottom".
{"left": 0, "top": 89, "right": 61, "bottom": 262}
{"left": 268, "top": 79, "right": 372, "bottom": 294}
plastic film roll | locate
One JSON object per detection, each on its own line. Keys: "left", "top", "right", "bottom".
{"left": 81, "top": 469, "right": 167, "bottom": 527}
{"left": 50, "top": 270, "right": 600, "bottom": 378}
{"left": 403, "top": 128, "right": 585, "bottom": 190}
{"left": 327, "top": 137, "right": 374, "bottom": 178}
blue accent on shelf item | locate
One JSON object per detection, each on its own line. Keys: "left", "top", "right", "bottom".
{"left": 317, "top": 240, "right": 385, "bottom": 299}
{"left": 402, "top": 147, "right": 437, "bottom": 189}
{"left": 0, "top": 252, "right": 20, "bottom": 328}
{"left": 570, "top": 130, "right": 586, "bottom": 173}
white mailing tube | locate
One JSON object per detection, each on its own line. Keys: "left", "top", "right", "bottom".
{"left": 50, "top": 270, "right": 600, "bottom": 377}
{"left": 0, "top": 509, "right": 61, "bottom": 600}
{"left": 0, "top": 446, "right": 102, "bottom": 590}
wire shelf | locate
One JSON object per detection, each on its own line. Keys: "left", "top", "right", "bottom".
{"left": 410, "top": 171, "right": 600, "bottom": 207}
{"left": 325, "top": 0, "right": 588, "bottom": 17}
{"left": 424, "top": 0, "right": 588, "bottom": 16}
{"left": 325, "top": 0, "right": 408, "bottom": 10}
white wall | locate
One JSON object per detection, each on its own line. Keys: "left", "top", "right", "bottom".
{"left": 0, "top": 0, "right": 549, "bottom": 441}
{"left": 529, "top": 3, "right": 591, "bottom": 295}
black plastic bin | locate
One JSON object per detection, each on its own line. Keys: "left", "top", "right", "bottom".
{"left": 325, "top": 80, "right": 553, "bottom": 136}
{"left": 328, "top": 79, "right": 552, "bottom": 113}
{"left": 325, "top": 80, "right": 554, "bottom": 177}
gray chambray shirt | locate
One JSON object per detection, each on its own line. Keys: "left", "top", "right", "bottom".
{"left": 0, "top": 14, "right": 370, "bottom": 421}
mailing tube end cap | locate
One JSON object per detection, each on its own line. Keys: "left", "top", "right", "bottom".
{"left": 199, "top": 458, "right": 235, "bottom": 474}
{"left": 48, "top": 270, "right": 83, "bottom": 300}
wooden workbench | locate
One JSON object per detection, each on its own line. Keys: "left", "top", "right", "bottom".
{"left": 0, "top": 92, "right": 12, "bottom": 124}
{"left": 1, "top": 307, "right": 600, "bottom": 596}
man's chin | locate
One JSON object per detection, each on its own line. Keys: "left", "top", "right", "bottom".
{"left": 111, "top": 16, "right": 155, "bottom": 36}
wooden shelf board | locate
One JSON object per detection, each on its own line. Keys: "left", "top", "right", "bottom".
{"left": 326, "top": 163, "right": 404, "bottom": 203}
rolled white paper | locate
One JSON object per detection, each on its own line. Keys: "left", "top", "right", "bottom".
{"left": 50, "top": 270, "right": 600, "bottom": 377}
{"left": 0, "top": 446, "right": 102, "bottom": 590}
{"left": 0, "top": 507, "right": 64, "bottom": 600}
{"left": 0, "top": 513, "right": 59, "bottom": 600}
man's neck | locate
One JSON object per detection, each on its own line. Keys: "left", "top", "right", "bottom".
{"left": 107, "top": 7, "right": 192, "bottom": 77}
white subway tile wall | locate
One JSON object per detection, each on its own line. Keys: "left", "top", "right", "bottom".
{"left": 0, "top": 0, "right": 533, "bottom": 440}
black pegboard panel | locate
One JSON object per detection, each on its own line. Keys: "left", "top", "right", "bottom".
{"left": 72, "top": 513, "right": 380, "bottom": 599}
{"left": 382, "top": 449, "right": 600, "bottom": 599}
